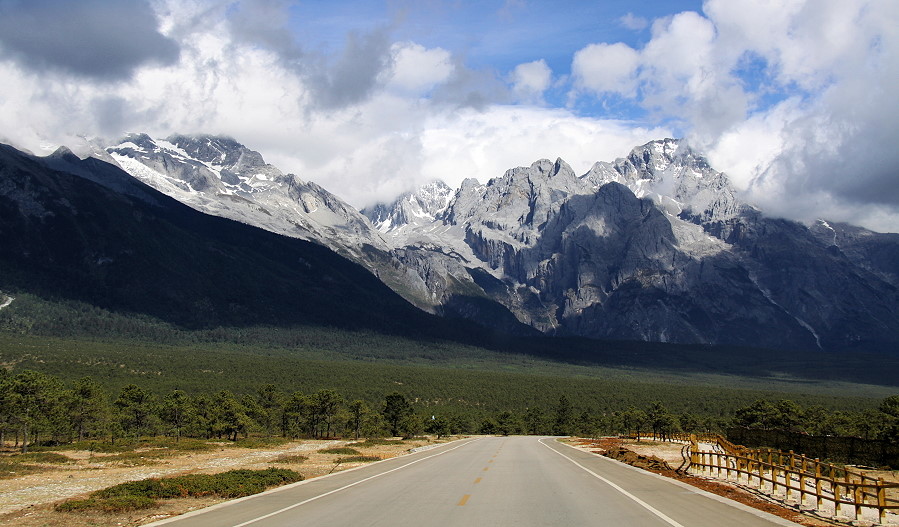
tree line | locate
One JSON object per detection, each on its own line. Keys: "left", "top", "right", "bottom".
{"left": 2, "top": 369, "right": 898, "bottom": 453}
{"left": 0, "top": 370, "right": 431, "bottom": 452}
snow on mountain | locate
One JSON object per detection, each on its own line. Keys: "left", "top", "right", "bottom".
{"left": 363, "top": 138, "right": 899, "bottom": 351}
{"left": 362, "top": 180, "right": 454, "bottom": 233}
{"left": 104, "top": 133, "right": 387, "bottom": 258}
{"left": 80, "top": 133, "right": 899, "bottom": 351}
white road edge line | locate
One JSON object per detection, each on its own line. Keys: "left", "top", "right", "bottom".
{"left": 539, "top": 438, "right": 687, "bottom": 527}
{"left": 228, "top": 438, "right": 479, "bottom": 527}
{"left": 551, "top": 439, "right": 802, "bottom": 527}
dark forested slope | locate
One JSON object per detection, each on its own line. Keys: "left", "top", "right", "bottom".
{"left": 0, "top": 143, "right": 462, "bottom": 336}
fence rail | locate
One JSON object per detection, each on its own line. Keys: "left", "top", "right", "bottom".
{"left": 690, "top": 447, "right": 899, "bottom": 524}
{"left": 626, "top": 432, "right": 899, "bottom": 525}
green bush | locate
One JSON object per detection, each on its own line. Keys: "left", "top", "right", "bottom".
{"left": 318, "top": 447, "right": 360, "bottom": 455}
{"left": 0, "top": 460, "right": 45, "bottom": 479}
{"left": 270, "top": 454, "right": 308, "bottom": 464}
{"left": 56, "top": 496, "right": 157, "bottom": 512}
{"left": 56, "top": 468, "right": 303, "bottom": 512}
{"left": 338, "top": 455, "right": 381, "bottom": 463}
{"left": 9, "top": 452, "right": 72, "bottom": 464}
{"left": 348, "top": 439, "right": 403, "bottom": 447}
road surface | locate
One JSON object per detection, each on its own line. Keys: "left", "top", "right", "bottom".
{"left": 148, "top": 436, "right": 802, "bottom": 527}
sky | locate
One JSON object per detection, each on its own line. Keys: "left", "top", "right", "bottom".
{"left": 0, "top": 0, "right": 897, "bottom": 232}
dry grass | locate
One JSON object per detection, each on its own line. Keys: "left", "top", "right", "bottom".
{"left": 0, "top": 435, "right": 451, "bottom": 527}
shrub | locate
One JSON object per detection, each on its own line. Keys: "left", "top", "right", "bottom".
{"left": 10, "top": 452, "right": 72, "bottom": 464}
{"left": 56, "top": 496, "right": 157, "bottom": 512}
{"left": 348, "top": 439, "right": 403, "bottom": 447}
{"left": 338, "top": 455, "right": 381, "bottom": 463}
{"left": 271, "top": 454, "right": 308, "bottom": 464}
{"left": 318, "top": 447, "right": 361, "bottom": 455}
{"left": 56, "top": 468, "right": 303, "bottom": 512}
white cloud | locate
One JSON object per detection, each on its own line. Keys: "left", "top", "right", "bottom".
{"left": 566, "top": 0, "right": 899, "bottom": 233}
{"left": 571, "top": 42, "right": 640, "bottom": 96}
{"left": 511, "top": 59, "right": 552, "bottom": 102}
{"left": 417, "top": 106, "right": 670, "bottom": 197}
{"left": 619, "top": 13, "right": 648, "bottom": 31}
{"left": 1, "top": 0, "right": 897, "bottom": 234}
{"left": 386, "top": 42, "right": 454, "bottom": 95}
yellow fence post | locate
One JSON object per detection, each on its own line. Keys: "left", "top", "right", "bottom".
{"left": 785, "top": 467, "right": 792, "bottom": 502}
{"left": 834, "top": 482, "right": 841, "bottom": 520}
{"left": 815, "top": 460, "right": 822, "bottom": 512}
{"left": 799, "top": 468, "right": 806, "bottom": 508}
{"left": 771, "top": 464, "right": 778, "bottom": 495}
{"left": 853, "top": 484, "right": 862, "bottom": 523}
{"left": 878, "top": 478, "right": 886, "bottom": 525}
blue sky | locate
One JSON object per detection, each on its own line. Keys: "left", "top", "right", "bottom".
{"left": 287, "top": 0, "right": 706, "bottom": 123}
{"left": 0, "top": 0, "right": 896, "bottom": 232}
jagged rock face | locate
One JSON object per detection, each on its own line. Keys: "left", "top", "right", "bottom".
{"left": 102, "top": 134, "right": 460, "bottom": 317}
{"left": 808, "top": 219, "right": 899, "bottom": 287}
{"left": 90, "top": 133, "right": 899, "bottom": 352}
{"left": 363, "top": 180, "right": 454, "bottom": 232}
{"left": 369, "top": 138, "right": 899, "bottom": 352}
{"left": 105, "top": 133, "right": 380, "bottom": 252}
{"left": 0, "top": 143, "right": 453, "bottom": 334}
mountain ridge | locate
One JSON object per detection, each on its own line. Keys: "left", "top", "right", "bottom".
{"left": 364, "top": 138, "right": 899, "bottom": 352}
{"left": 0, "top": 141, "right": 483, "bottom": 340}
{"left": 30, "top": 133, "right": 899, "bottom": 353}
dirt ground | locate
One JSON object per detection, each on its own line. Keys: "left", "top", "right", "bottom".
{"left": 0, "top": 436, "right": 448, "bottom": 527}
{"left": 567, "top": 437, "right": 839, "bottom": 527}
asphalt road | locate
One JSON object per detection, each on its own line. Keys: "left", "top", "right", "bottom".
{"left": 147, "top": 436, "right": 802, "bottom": 527}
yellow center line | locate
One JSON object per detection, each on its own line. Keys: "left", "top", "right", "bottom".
{"left": 457, "top": 494, "right": 471, "bottom": 506}
{"left": 483, "top": 466, "right": 489, "bottom": 471}
{"left": 488, "top": 459, "right": 493, "bottom": 463}
{"left": 474, "top": 477, "right": 482, "bottom": 484}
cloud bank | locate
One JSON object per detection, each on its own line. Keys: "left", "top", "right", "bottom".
{"left": 0, "top": 0, "right": 896, "bottom": 232}
{"left": 569, "top": 0, "right": 899, "bottom": 232}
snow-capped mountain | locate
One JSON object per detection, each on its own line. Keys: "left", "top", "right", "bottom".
{"left": 0, "top": 142, "right": 447, "bottom": 333}
{"left": 104, "top": 133, "right": 384, "bottom": 259}
{"left": 366, "top": 138, "right": 899, "bottom": 352}
{"left": 73, "top": 133, "right": 899, "bottom": 352}
{"left": 363, "top": 180, "right": 454, "bottom": 233}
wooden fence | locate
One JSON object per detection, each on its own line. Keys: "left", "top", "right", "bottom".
{"left": 627, "top": 432, "right": 899, "bottom": 524}
{"left": 690, "top": 446, "right": 899, "bottom": 524}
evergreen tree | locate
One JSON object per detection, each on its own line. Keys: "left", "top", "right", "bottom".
{"left": 0, "top": 370, "right": 12, "bottom": 447}
{"left": 255, "top": 384, "right": 284, "bottom": 438}
{"left": 552, "top": 395, "right": 573, "bottom": 435}
{"left": 212, "top": 390, "right": 250, "bottom": 441}
{"left": 159, "top": 390, "right": 193, "bottom": 442}
{"left": 524, "top": 406, "right": 548, "bottom": 435}
{"left": 7, "top": 370, "right": 64, "bottom": 452}
{"left": 114, "top": 384, "right": 156, "bottom": 438}
{"left": 312, "top": 389, "right": 343, "bottom": 438}
{"left": 622, "top": 407, "right": 648, "bottom": 437}
{"left": 347, "top": 400, "right": 369, "bottom": 440}
{"left": 425, "top": 415, "right": 451, "bottom": 438}
{"left": 283, "top": 391, "right": 310, "bottom": 438}
{"left": 382, "top": 392, "right": 412, "bottom": 437}
{"left": 68, "top": 377, "right": 108, "bottom": 442}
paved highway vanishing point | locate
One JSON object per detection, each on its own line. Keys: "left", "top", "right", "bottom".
{"left": 146, "top": 436, "right": 803, "bottom": 527}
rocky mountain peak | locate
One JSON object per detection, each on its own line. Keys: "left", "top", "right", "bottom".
{"left": 362, "top": 180, "right": 455, "bottom": 232}
{"left": 101, "top": 132, "right": 389, "bottom": 261}
{"left": 165, "top": 134, "right": 259, "bottom": 169}
{"left": 76, "top": 133, "right": 899, "bottom": 353}
{"left": 48, "top": 145, "right": 79, "bottom": 163}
